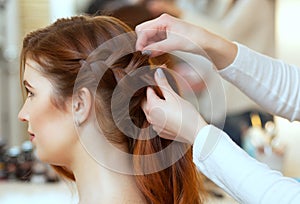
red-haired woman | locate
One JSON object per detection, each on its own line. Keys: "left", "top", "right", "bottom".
{"left": 18, "top": 15, "right": 207, "bottom": 203}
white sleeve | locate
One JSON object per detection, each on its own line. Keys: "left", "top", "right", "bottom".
{"left": 219, "top": 43, "right": 300, "bottom": 121}
{"left": 193, "top": 125, "right": 300, "bottom": 203}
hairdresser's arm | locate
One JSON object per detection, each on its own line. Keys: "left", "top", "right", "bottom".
{"left": 219, "top": 43, "right": 300, "bottom": 121}
{"left": 136, "top": 13, "right": 237, "bottom": 70}
{"left": 136, "top": 14, "right": 300, "bottom": 121}
{"left": 194, "top": 125, "right": 300, "bottom": 203}
{"left": 142, "top": 70, "right": 300, "bottom": 203}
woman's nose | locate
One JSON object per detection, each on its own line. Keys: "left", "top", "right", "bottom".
{"left": 18, "top": 105, "right": 29, "bottom": 122}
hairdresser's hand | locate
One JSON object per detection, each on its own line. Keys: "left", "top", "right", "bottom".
{"left": 136, "top": 13, "right": 204, "bottom": 57}
{"left": 142, "top": 68, "right": 207, "bottom": 145}
{"left": 136, "top": 13, "right": 237, "bottom": 69}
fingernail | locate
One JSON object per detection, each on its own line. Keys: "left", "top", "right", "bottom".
{"left": 142, "top": 50, "right": 152, "bottom": 56}
{"left": 156, "top": 68, "right": 165, "bottom": 78}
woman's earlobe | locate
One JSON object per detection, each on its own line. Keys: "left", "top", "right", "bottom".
{"left": 72, "top": 87, "right": 93, "bottom": 125}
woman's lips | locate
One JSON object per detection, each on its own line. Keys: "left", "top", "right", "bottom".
{"left": 29, "top": 132, "right": 35, "bottom": 141}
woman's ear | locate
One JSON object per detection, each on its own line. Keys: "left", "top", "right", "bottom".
{"left": 72, "top": 87, "right": 93, "bottom": 126}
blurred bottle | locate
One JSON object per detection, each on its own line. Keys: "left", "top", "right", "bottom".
{"left": 5, "top": 146, "right": 20, "bottom": 181}
{"left": 242, "top": 113, "right": 266, "bottom": 158}
{"left": 0, "top": 138, "right": 7, "bottom": 180}
{"left": 242, "top": 126, "right": 266, "bottom": 158}
{"left": 257, "top": 121, "right": 285, "bottom": 172}
{"left": 17, "top": 140, "right": 34, "bottom": 181}
{"left": 243, "top": 116, "right": 285, "bottom": 172}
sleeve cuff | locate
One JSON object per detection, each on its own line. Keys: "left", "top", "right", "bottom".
{"left": 218, "top": 42, "right": 248, "bottom": 76}
{"left": 193, "top": 125, "right": 223, "bottom": 161}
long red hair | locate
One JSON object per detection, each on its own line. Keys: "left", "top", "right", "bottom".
{"left": 20, "top": 15, "right": 207, "bottom": 203}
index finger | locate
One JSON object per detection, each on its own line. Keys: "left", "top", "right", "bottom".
{"left": 135, "top": 14, "right": 168, "bottom": 51}
{"left": 135, "top": 28, "right": 161, "bottom": 51}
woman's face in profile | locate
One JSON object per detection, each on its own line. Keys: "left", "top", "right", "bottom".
{"left": 18, "top": 59, "right": 77, "bottom": 165}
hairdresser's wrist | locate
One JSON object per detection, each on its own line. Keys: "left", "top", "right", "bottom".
{"left": 200, "top": 31, "right": 238, "bottom": 70}
{"left": 189, "top": 114, "right": 207, "bottom": 145}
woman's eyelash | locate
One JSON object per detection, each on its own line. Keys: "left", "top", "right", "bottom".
{"left": 25, "top": 88, "right": 34, "bottom": 97}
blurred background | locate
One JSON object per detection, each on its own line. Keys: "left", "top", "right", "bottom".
{"left": 0, "top": 0, "right": 299, "bottom": 203}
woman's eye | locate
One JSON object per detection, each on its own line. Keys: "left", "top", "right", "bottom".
{"left": 25, "top": 88, "right": 34, "bottom": 98}
{"left": 27, "top": 91, "right": 34, "bottom": 98}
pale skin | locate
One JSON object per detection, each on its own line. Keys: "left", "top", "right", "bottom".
{"left": 18, "top": 59, "right": 145, "bottom": 203}
{"left": 135, "top": 13, "right": 237, "bottom": 70}
{"left": 142, "top": 68, "right": 207, "bottom": 144}
{"left": 136, "top": 14, "right": 238, "bottom": 144}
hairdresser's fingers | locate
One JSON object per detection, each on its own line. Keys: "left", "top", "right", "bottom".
{"left": 136, "top": 28, "right": 179, "bottom": 57}
{"left": 154, "top": 68, "right": 178, "bottom": 99}
{"left": 152, "top": 125, "right": 173, "bottom": 137}
{"left": 136, "top": 16, "right": 165, "bottom": 50}
{"left": 156, "top": 131, "right": 176, "bottom": 141}
{"left": 136, "top": 14, "right": 177, "bottom": 53}
{"left": 145, "top": 86, "right": 162, "bottom": 108}
{"left": 143, "top": 38, "right": 179, "bottom": 57}
{"left": 142, "top": 87, "right": 162, "bottom": 122}
{"left": 136, "top": 29, "right": 164, "bottom": 52}
{"left": 135, "top": 15, "right": 161, "bottom": 35}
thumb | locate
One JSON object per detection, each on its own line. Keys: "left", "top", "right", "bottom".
{"left": 141, "top": 87, "right": 163, "bottom": 123}
{"left": 142, "top": 87, "right": 162, "bottom": 112}
{"left": 145, "top": 86, "right": 163, "bottom": 108}
{"left": 154, "top": 68, "right": 177, "bottom": 99}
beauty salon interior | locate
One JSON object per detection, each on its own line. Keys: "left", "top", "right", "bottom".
{"left": 0, "top": 0, "right": 299, "bottom": 203}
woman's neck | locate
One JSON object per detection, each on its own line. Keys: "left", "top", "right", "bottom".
{"left": 71, "top": 144, "right": 146, "bottom": 203}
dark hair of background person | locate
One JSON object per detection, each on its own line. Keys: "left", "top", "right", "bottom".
{"left": 110, "top": 4, "right": 154, "bottom": 30}
{"left": 85, "top": 0, "right": 128, "bottom": 15}
{"left": 20, "top": 15, "right": 207, "bottom": 203}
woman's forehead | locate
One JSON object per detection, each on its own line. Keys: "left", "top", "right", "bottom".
{"left": 23, "top": 59, "right": 52, "bottom": 88}
{"left": 24, "top": 58, "right": 43, "bottom": 71}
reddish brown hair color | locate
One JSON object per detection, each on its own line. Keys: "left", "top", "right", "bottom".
{"left": 20, "top": 15, "right": 206, "bottom": 203}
